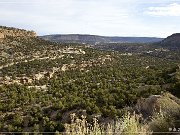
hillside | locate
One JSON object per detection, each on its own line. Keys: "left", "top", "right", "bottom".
{"left": 160, "top": 33, "right": 180, "bottom": 49}
{"left": 40, "top": 34, "right": 163, "bottom": 44}
{"left": 0, "top": 26, "right": 36, "bottom": 38}
{"left": 0, "top": 26, "right": 179, "bottom": 134}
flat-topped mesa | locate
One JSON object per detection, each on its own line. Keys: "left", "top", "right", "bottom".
{"left": 0, "top": 26, "right": 37, "bottom": 39}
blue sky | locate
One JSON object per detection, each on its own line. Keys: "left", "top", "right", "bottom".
{"left": 0, "top": 0, "right": 180, "bottom": 37}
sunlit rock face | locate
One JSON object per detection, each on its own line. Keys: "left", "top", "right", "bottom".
{"left": 0, "top": 32, "right": 5, "bottom": 39}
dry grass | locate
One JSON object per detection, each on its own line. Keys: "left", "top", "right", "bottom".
{"left": 64, "top": 112, "right": 151, "bottom": 135}
{"left": 149, "top": 109, "right": 177, "bottom": 135}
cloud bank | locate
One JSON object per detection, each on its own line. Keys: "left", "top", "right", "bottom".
{"left": 0, "top": 0, "right": 180, "bottom": 37}
{"left": 145, "top": 3, "right": 180, "bottom": 16}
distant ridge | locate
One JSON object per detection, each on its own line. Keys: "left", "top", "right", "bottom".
{"left": 40, "top": 34, "right": 163, "bottom": 44}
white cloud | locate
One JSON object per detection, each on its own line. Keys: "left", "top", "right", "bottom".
{"left": 145, "top": 3, "right": 180, "bottom": 16}
{"left": 0, "top": 0, "right": 180, "bottom": 37}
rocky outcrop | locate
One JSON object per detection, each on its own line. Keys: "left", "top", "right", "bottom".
{"left": 0, "top": 32, "right": 5, "bottom": 38}
{"left": 0, "top": 26, "right": 36, "bottom": 39}
{"left": 136, "top": 93, "right": 180, "bottom": 118}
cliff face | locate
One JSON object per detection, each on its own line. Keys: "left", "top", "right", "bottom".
{"left": 0, "top": 26, "right": 36, "bottom": 39}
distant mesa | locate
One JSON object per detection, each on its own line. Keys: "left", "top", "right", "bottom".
{"left": 0, "top": 26, "right": 37, "bottom": 39}
{"left": 40, "top": 34, "right": 163, "bottom": 44}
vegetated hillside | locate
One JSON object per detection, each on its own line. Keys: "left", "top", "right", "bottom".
{"left": 160, "top": 33, "right": 180, "bottom": 49}
{"left": 40, "top": 34, "right": 163, "bottom": 44}
{"left": 0, "top": 26, "right": 179, "bottom": 134}
{"left": 0, "top": 26, "right": 36, "bottom": 38}
{"left": 95, "top": 33, "right": 180, "bottom": 60}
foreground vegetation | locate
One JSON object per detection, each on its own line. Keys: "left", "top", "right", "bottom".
{"left": 0, "top": 26, "right": 180, "bottom": 134}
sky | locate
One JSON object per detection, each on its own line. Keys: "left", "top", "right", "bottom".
{"left": 0, "top": 0, "right": 180, "bottom": 37}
